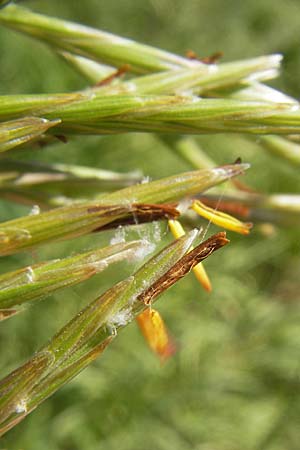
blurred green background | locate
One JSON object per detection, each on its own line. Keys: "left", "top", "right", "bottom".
{"left": 0, "top": 1, "right": 300, "bottom": 449}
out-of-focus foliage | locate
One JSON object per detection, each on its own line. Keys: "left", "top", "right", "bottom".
{"left": 0, "top": 1, "right": 299, "bottom": 449}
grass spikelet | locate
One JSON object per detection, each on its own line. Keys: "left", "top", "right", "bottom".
{"left": 0, "top": 117, "right": 61, "bottom": 153}
{"left": 0, "top": 240, "right": 144, "bottom": 317}
{"left": 0, "top": 231, "right": 228, "bottom": 436}
{"left": 0, "top": 164, "right": 247, "bottom": 255}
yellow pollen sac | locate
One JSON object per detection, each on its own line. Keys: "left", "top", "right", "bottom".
{"left": 168, "top": 219, "right": 212, "bottom": 292}
{"left": 168, "top": 219, "right": 185, "bottom": 239}
{"left": 192, "top": 261, "right": 212, "bottom": 292}
{"left": 192, "top": 200, "right": 253, "bottom": 235}
{"left": 136, "top": 308, "right": 176, "bottom": 361}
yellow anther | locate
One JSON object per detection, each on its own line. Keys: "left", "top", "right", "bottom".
{"left": 192, "top": 200, "right": 252, "bottom": 235}
{"left": 136, "top": 308, "right": 176, "bottom": 361}
{"left": 192, "top": 260, "right": 212, "bottom": 292}
{"left": 168, "top": 219, "right": 212, "bottom": 292}
{"left": 168, "top": 219, "right": 185, "bottom": 239}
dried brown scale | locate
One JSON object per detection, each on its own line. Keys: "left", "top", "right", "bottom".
{"left": 201, "top": 52, "right": 224, "bottom": 64}
{"left": 186, "top": 49, "right": 223, "bottom": 64}
{"left": 0, "top": 308, "right": 17, "bottom": 321}
{"left": 231, "top": 178, "right": 258, "bottom": 194}
{"left": 200, "top": 197, "right": 251, "bottom": 218}
{"left": 93, "top": 203, "right": 179, "bottom": 231}
{"left": 138, "top": 232, "right": 229, "bottom": 305}
{"left": 54, "top": 134, "right": 68, "bottom": 143}
{"left": 95, "top": 64, "right": 131, "bottom": 87}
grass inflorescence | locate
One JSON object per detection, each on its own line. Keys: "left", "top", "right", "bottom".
{"left": 0, "top": 1, "right": 299, "bottom": 445}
